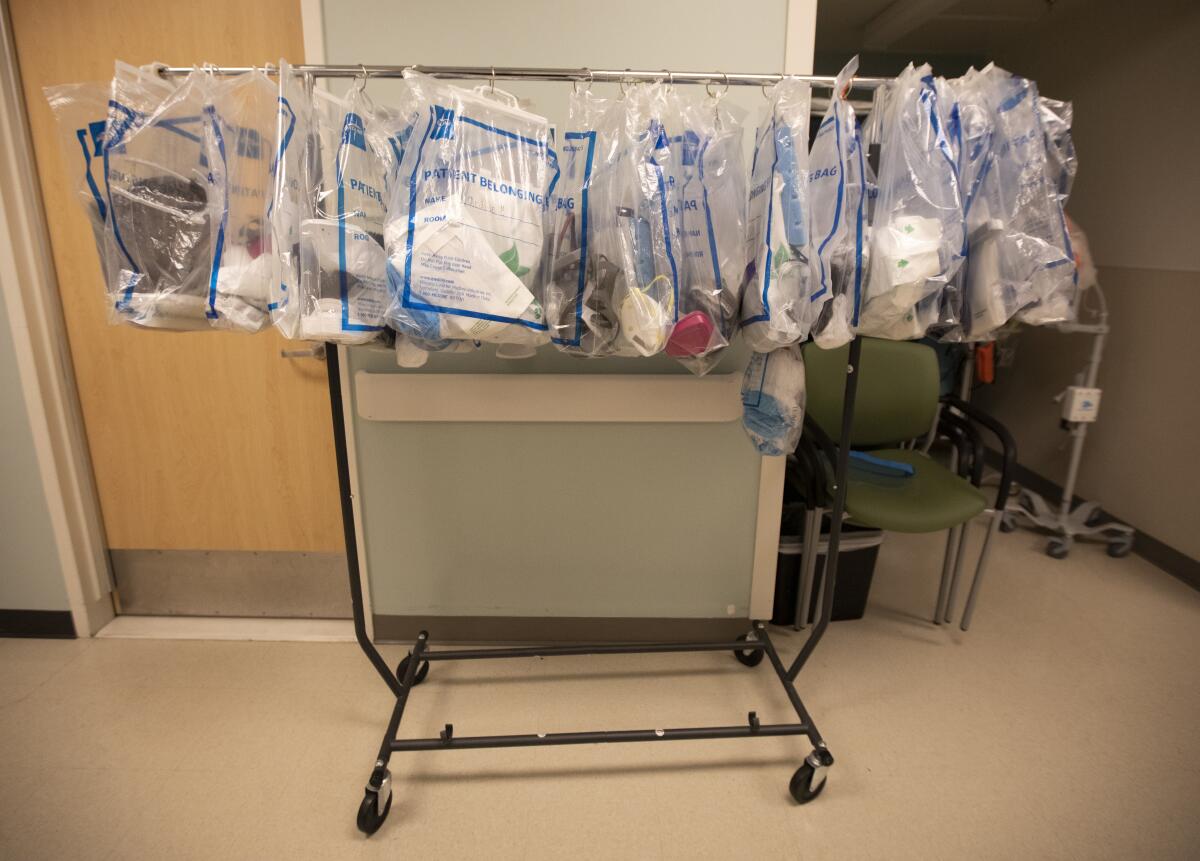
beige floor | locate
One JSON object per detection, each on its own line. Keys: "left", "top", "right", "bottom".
{"left": 2, "top": 527, "right": 1198, "bottom": 860}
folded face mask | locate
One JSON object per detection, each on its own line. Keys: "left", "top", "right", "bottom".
{"left": 741, "top": 346, "right": 806, "bottom": 456}
{"left": 384, "top": 73, "right": 553, "bottom": 347}
{"left": 740, "top": 78, "right": 813, "bottom": 353}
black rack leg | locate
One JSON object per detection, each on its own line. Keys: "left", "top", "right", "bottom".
{"left": 787, "top": 337, "right": 862, "bottom": 681}
{"left": 326, "top": 343, "right": 403, "bottom": 698}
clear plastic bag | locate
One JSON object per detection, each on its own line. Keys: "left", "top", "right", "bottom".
{"left": 545, "top": 89, "right": 619, "bottom": 356}
{"left": 102, "top": 64, "right": 215, "bottom": 329}
{"left": 296, "top": 78, "right": 392, "bottom": 344}
{"left": 739, "top": 77, "right": 814, "bottom": 352}
{"left": 665, "top": 88, "right": 747, "bottom": 375}
{"left": 583, "top": 83, "right": 680, "bottom": 357}
{"left": 382, "top": 72, "right": 554, "bottom": 351}
{"left": 265, "top": 61, "right": 310, "bottom": 338}
{"left": 858, "top": 64, "right": 964, "bottom": 341}
{"left": 808, "top": 57, "right": 869, "bottom": 349}
{"left": 953, "top": 65, "right": 1075, "bottom": 338}
{"left": 740, "top": 346, "right": 806, "bottom": 456}
{"left": 44, "top": 82, "right": 111, "bottom": 272}
{"left": 204, "top": 68, "right": 277, "bottom": 332}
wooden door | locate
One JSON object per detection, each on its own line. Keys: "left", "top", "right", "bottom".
{"left": 10, "top": 0, "right": 345, "bottom": 613}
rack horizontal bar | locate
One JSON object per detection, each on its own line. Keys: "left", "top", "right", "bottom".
{"left": 158, "top": 63, "right": 888, "bottom": 90}
{"left": 422, "top": 640, "right": 763, "bottom": 662}
{"left": 390, "top": 722, "right": 809, "bottom": 752}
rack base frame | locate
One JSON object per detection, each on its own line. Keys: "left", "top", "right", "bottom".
{"left": 326, "top": 339, "right": 862, "bottom": 837}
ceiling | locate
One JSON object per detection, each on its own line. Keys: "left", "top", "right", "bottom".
{"left": 816, "top": 0, "right": 1086, "bottom": 58}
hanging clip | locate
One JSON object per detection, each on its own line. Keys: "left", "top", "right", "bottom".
{"left": 489, "top": 65, "right": 497, "bottom": 95}
{"left": 662, "top": 68, "right": 674, "bottom": 90}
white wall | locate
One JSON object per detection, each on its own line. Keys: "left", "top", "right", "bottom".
{"left": 977, "top": 0, "right": 1200, "bottom": 558}
{"left": 0, "top": 291, "right": 69, "bottom": 612}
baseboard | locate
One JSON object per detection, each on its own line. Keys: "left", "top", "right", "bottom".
{"left": 372, "top": 615, "right": 751, "bottom": 644}
{"left": 991, "top": 453, "right": 1200, "bottom": 592}
{"left": 0, "top": 609, "right": 76, "bottom": 639}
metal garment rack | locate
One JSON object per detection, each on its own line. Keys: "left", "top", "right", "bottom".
{"left": 171, "top": 61, "right": 879, "bottom": 836}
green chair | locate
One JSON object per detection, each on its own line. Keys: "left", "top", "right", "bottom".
{"left": 796, "top": 338, "right": 1016, "bottom": 631}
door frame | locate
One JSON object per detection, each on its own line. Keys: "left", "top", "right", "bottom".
{"left": 0, "top": 2, "right": 113, "bottom": 637}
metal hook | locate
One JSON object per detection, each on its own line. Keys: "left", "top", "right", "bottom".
{"left": 662, "top": 69, "right": 674, "bottom": 90}
{"left": 489, "top": 66, "right": 496, "bottom": 94}
{"left": 620, "top": 69, "right": 633, "bottom": 98}
{"left": 762, "top": 81, "right": 773, "bottom": 100}
{"left": 573, "top": 67, "right": 592, "bottom": 95}
{"left": 706, "top": 72, "right": 730, "bottom": 99}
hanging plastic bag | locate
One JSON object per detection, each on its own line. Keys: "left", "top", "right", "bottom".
{"left": 740, "top": 346, "right": 806, "bottom": 456}
{"left": 952, "top": 65, "right": 1075, "bottom": 338}
{"left": 1015, "top": 93, "right": 1078, "bottom": 325}
{"left": 204, "top": 68, "right": 277, "bottom": 332}
{"left": 665, "top": 87, "right": 747, "bottom": 374}
{"left": 545, "top": 88, "right": 621, "bottom": 356}
{"left": 858, "top": 64, "right": 964, "bottom": 341}
{"left": 382, "top": 71, "right": 555, "bottom": 351}
{"left": 579, "top": 83, "right": 680, "bottom": 357}
{"left": 44, "top": 81, "right": 112, "bottom": 273}
{"left": 808, "top": 57, "right": 868, "bottom": 349}
{"left": 264, "top": 61, "right": 311, "bottom": 339}
{"left": 296, "top": 77, "right": 392, "bottom": 344}
{"left": 739, "top": 77, "right": 814, "bottom": 352}
{"left": 102, "top": 64, "right": 216, "bottom": 329}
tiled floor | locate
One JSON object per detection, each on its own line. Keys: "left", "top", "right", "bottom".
{"left": 2, "top": 527, "right": 1198, "bottom": 859}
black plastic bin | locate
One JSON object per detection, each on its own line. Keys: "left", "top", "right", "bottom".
{"left": 771, "top": 521, "right": 883, "bottom": 626}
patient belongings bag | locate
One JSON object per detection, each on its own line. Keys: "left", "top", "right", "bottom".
{"left": 664, "top": 87, "right": 748, "bottom": 375}
{"left": 44, "top": 81, "right": 112, "bottom": 275}
{"left": 857, "top": 64, "right": 964, "bottom": 340}
{"left": 102, "top": 64, "right": 216, "bottom": 329}
{"left": 296, "top": 77, "right": 394, "bottom": 344}
{"left": 952, "top": 64, "right": 1075, "bottom": 339}
{"left": 545, "top": 88, "right": 618, "bottom": 356}
{"left": 204, "top": 68, "right": 277, "bottom": 332}
{"left": 808, "top": 57, "right": 869, "bottom": 349}
{"left": 739, "top": 77, "right": 814, "bottom": 352}
{"left": 740, "top": 345, "right": 806, "bottom": 456}
{"left": 382, "top": 71, "right": 555, "bottom": 350}
{"left": 264, "top": 61, "right": 310, "bottom": 339}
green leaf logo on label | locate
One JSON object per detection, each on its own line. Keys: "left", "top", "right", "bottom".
{"left": 773, "top": 243, "right": 791, "bottom": 274}
{"left": 897, "top": 258, "right": 909, "bottom": 269}
{"left": 500, "top": 243, "right": 530, "bottom": 278}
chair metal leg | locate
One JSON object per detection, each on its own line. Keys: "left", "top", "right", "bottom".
{"left": 934, "top": 525, "right": 961, "bottom": 624}
{"left": 794, "top": 507, "right": 821, "bottom": 631}
{"left": 960, "top": 510, "right": 1003, "bottom": 631}
{"left": 942, "top": 519, "right": 971, "bottom": 624}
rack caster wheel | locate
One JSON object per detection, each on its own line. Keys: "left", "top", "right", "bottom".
{"left": 397, "top": 654, "right": 429, "bottom": 686}
{"left": 1046, "top": 539, "right": 1070, "bottom": 560}
{"left": 1107, "top": 536, "right": 1134, "bottom": 558}
{"left": 357, "top": 769, "right": 392, "bottom": 836}
{"left": 789, "top": 749, "right": 833, "bottom": 804}
{"left": 733, "top": 634, "right": 764, "bottom": 667}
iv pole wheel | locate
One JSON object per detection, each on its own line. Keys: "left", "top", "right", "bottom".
{"left": 1107, "top": 535, "right": 1134, "bottom": 558}
{"left": 356, "top": 788, "right": 392, "bottom": 835}
{"left": 397, "top": 654, "right": 430, "bottom": 686}
{"left": 733, "top": 634, "right": 764, "bottom": 667}
{"left": 999, "top": 512, "right": 1016, "bottom": 533}
{"left": 1046, "top": 538, "right": 1070, "bottom": 560}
